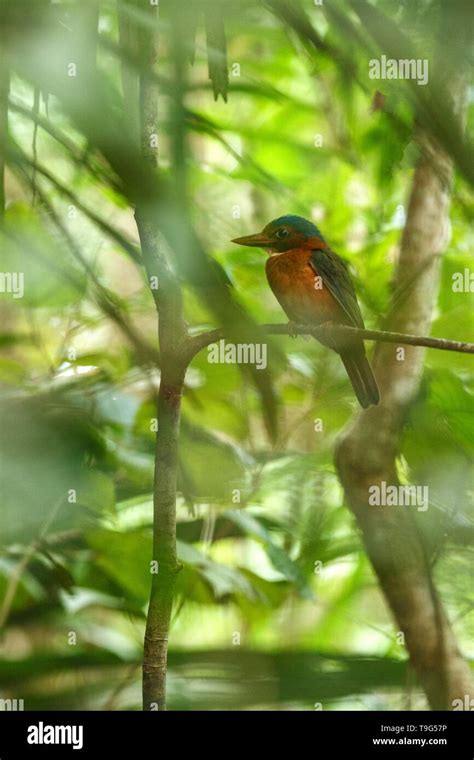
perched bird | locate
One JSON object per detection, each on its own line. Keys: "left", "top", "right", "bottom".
{"left": 232, "top": 215, "right": 379, "bottom": 408}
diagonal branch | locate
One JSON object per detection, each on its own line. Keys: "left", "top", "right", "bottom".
{"left": 9, "top": 146, "right": 142, "bottom": 263}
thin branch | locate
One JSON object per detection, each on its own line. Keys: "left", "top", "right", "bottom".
{"left": 0, "top": 497, "right": 64, "bottom": 631}
{"left": 186, "top": 322, "right": 474, "bottom": 361}
{"left": 7, "top": 163, "right": 161, "bottom": 367}
{"left": 9, "top": 98, "right": 123, "bottom": 195}
{"left": 9, "top": 145, "right": 142, "bottom": 264}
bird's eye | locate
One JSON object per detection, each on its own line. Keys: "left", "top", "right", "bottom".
{"left": 275, "top": 228, "right": 289, "bottom": 239}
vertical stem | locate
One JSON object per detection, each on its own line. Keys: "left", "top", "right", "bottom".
{"left": 134, "top": 1, "right": 187, "bottom": 711}
{"left": 142, "top": 370, "right": 184, "bottom": 711}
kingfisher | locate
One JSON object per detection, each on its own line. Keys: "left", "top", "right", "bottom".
{"left": 232, "top": 215, "right": 379, "bottom": 408}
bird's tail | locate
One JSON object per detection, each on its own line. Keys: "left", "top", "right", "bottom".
{"left": 340, "top": 349, "right": 379, "bottom": 409}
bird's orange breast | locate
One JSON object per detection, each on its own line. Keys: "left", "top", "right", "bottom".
{"left": 265, "top": 248, "right": 343, "bottom": 325}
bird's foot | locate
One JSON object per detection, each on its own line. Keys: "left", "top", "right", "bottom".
{"left": 287, "top": 320, "right": 299, "bottom": 338}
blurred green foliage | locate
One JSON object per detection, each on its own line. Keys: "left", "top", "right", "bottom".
{"left": 0, "top": 0, "right": 472, "bottom": 710}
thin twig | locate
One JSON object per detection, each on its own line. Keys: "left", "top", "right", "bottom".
{"left": 186, "top": 322, "right": 474, "bottom": 360}
{"left": 0, "top": 497, "right": 64, "bottom": 630}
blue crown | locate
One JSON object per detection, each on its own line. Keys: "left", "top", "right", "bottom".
{"left": 269, "top": 215, "right": 325, "bottom": 240}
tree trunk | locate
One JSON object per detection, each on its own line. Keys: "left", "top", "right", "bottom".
{"left": 335, "top": 103, "right": 472, "bottom": 711}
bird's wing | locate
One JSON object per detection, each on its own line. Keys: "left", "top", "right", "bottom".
{"left": 309, "top": 248, "right": 365, "bottom": 329}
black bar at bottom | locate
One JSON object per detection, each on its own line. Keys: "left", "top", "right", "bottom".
{"left": 0, "top": 710, "right": 472, "bottom": 757}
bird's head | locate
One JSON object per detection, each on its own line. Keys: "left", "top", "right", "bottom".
{"left": 232, "top": 215, "right": 326, "bottom": 253}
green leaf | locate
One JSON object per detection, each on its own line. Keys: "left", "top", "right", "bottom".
{"left": 177, "top": 540, "right": 259, "bottom": 601}
{"left": 204, "top": 2, "right": 229, "bottom": 102}
{"left": 225, "top": 510, "right": 313, "bottom": 598}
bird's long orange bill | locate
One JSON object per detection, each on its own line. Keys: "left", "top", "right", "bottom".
{"left": 231, "top": 232, "right": 271, "bottom": 247}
